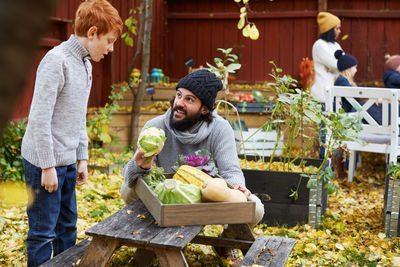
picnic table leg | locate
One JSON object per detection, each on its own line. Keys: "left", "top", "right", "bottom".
{"left": 132, "top": 248, "right": 156, "bottom": 266}
{"left": 153, "top": 248, "right": 188, "bottom": 267}
{"left": 79, "top": 236, "right": 120, "bottom": 267}
{"left": 214, "top": 224, "right": 255, "bottom": 256}
{"left": 224, "top": 224, "right": 255, "bottom": 240}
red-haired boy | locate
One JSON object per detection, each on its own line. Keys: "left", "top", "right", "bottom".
{"left": 21, "top": 1, "right": 122, "bottom": 266}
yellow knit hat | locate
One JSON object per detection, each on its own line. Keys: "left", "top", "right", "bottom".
{"left": 317, "top": 12, "right": 340, "bottom": 34}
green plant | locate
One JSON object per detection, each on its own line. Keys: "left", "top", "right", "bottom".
{"left": 207, "top": 48, "right": 241, "bottom": 93}
{"left": 86, "top": 84, "right": 129, "bottom": 149}
{"left": 387, "top": 162, "right": 400, "bottom": 179}
{"left": 0, "top": 119, "right": 27, "bottom": 181}
{"left": 121, "top": 7, "right": 139, "bottom": 47}
{"left": 243, "top": 62, "right": 363, "bottom": 200}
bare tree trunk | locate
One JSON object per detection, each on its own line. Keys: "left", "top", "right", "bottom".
{"left": 129, "top": 0, "right": 153, "bottom": 148}
{"left": 127, "top": 0, "right": 145, "bottom": 146}
{"left": 0, "top": 0, "right": 59, "bottom": 138}
{"left": 126, "top": 0, "right": 144, "bottom": 85}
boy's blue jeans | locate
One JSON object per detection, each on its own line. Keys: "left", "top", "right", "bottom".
{"left": 23, "top": 158, "right": 78, "bottom": 267}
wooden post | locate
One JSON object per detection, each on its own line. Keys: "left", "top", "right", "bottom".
{"left": 318, "top": 0, "right": 327, "bottom": 12}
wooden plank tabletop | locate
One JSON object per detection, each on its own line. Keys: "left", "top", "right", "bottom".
{"left": 85, "top": 200, "right": 203, "bottom": 250}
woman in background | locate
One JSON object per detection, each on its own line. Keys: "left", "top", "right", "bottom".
{"left": 311, "top": 12, "right": 342, "bottom": 103}
{"left": 311, "top": 12, "right": 342, "bottom": 158}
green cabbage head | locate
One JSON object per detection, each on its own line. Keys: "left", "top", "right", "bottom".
{"left": 154, "top": 179, "right": 201, "bottom": 204}
{"left": 137, "top": 126, "right": 167, "bottom": 157}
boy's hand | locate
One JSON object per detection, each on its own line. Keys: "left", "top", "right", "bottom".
{"left": 42, "top": 167, "right": 58, "bottom": 192}
{"left": 135, "top": 150, "right": 156, "bottom": 170}
{"left": 77, "top": 160, "right": 88, "bottom": 186}
{"left": 233, "top": 182, "right": 251, "bottom": 197}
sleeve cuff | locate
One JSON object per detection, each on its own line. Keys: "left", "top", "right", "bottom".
{"left": 123, "top": 159, "right": 147, "bottom": 188}
{"left": 37, "top": 151, "right": 56, "bottom": 169}
{"left": 77, "top": 146, "right": 88, "bottom": 161}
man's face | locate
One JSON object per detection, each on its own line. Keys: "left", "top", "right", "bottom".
{"left": 170, "top": 88, "right": 208, "bottom": 131}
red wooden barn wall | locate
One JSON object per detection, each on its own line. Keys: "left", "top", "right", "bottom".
{"left": 13, "top": 0, "right": 166, "bottom": 120}
{"left": 164, "top": 0, "right": 400, "bottom": 84}
{"left": 12, "top": 0, "right": 400, "bottom": 119}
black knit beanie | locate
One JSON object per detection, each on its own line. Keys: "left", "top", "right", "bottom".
{"left": 176, "top": 69, "right": 223, "bottom": 110}
{"left": 335, "top": 50, "right": 358, "bottom": 71}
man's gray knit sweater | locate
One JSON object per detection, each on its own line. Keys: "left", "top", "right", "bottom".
{"left": 123, "top": 108, "right": 246, "bottom": 188}
{"left": 22, "top": 35, "right": 92, "bottom": 169}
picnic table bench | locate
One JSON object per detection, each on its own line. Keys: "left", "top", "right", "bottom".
{"left": 41, "top": 199, "right": 295, "bottom": 267}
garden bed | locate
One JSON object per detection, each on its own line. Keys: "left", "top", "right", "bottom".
{"left": 240, "top": 155, "right": 328, "bottom": 227}
{"left": 231, "top": 101, "right": 274, "bottom": 113}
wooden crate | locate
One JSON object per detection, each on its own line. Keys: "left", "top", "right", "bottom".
{"left": 116, "top": 84, "right": 274, "bottom": 108}
{"left": 117, "top": 85, "right": 176, "bottom": 107}
{"left": 135, "top": 176, "right": 256, "bottom": 227}
{"left": 221, "top": 112, "right": 271, "bottom": 129}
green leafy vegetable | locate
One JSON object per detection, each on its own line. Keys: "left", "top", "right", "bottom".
{"left": 154, "top": 179, "right": 201, "bottom": 204}
{"left": 142, "top": 167, "right": 166, "bottom": 190}
{"left": 137, "top": 126, "right": 167, "bottom": 157}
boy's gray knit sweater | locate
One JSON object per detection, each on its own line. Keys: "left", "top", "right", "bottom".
{"left": 22, "top": 35, "right": 92, "bottom": 169}
{"left": 123, "top": 108, "right": 246, "bottom": 188}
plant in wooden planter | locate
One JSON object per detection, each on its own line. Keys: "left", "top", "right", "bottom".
{"left": 239, "top": 63, "right": 363, "bottom": 227}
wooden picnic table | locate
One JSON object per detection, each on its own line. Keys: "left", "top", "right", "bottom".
{"left": 79, "top": 199, "right": 257, "bottom": 267}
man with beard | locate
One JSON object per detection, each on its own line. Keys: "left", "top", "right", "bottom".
{"left": 120, "top": 69, "right": 264, "bottom": 226}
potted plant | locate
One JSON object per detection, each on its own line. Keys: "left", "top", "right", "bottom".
{"left": 238, "top": 63, "right": 363, "bottom": 227}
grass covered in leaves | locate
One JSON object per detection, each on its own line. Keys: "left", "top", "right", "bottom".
{"left": 1, "top": 153, "right": 400, "bottom": 266}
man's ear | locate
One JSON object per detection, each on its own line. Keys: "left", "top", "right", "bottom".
{"left": 87, "top": 26, "right": 98, "bottom": 40}
{"left": 200, "top": 106, "right": 210, "bottom": 115}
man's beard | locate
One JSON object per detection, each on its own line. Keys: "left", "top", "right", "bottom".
{"left": 169, "top": 106, "right": 202, "bottom": 131}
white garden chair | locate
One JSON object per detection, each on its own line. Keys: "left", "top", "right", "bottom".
{"left": 325, "top": 86, "right": 400, "bottom": 182}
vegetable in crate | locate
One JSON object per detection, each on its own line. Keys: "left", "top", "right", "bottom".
{"left": 142, "top": 167, "right": 166, "bottom": 190}
{"left": 137, "top": 126, "right": 167, "bottom": 157}
{"left": 201, "top": 178, "right": 247, "bottom": 202}
{"left": 175, "top": 149, "right": 218, "bottom": 176}
{"left": 154, "top": 179, "right": 202, "bottom": 204}
{"left": 173, "top": 165, "right": 212, "bottom": 189}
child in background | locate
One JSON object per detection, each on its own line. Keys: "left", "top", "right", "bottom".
{"left": 21, "top": 1, "right": 122, "bottom": 266}
{"left": 334, "top": 49, "right": 383, "bottom": 124}
{"left": 332, "top": 50, "right": 359, "bottom": 177}
{"left": 334, "top": 50, "right": 358, "bottom": 113}
{"left": 383, "top": 54, "right": 400, "bottom": 89}
{"left": 334, "top": 50, "right": 358, "bottom": 87}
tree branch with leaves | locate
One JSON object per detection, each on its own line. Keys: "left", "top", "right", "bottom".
{"left": 234, "top": 0, "right": 259, "bottom": 40}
